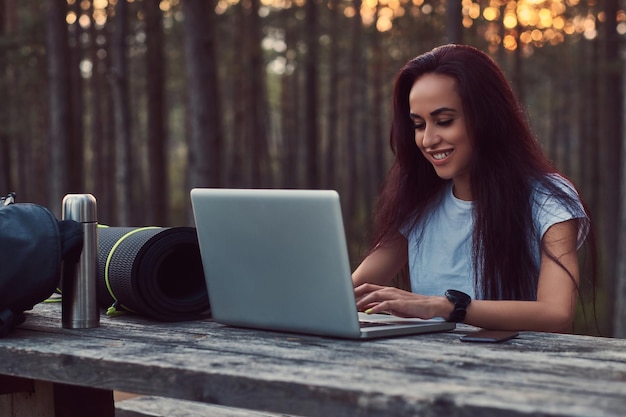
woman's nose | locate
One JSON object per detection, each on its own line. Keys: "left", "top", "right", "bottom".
{"left": 420, "top": 125, "right": 440, "bottom": 149}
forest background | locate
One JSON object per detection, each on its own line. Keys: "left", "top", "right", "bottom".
{"left": 1, "top": 0, "right": 625, "bottom": 336}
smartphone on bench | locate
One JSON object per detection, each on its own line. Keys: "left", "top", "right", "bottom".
{"left": 460, "top": 329, "right": 519, "bottom": 343}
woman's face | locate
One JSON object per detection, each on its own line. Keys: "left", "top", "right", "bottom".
{"left": 409, "top": 73, "right": 473, "bottom": 200}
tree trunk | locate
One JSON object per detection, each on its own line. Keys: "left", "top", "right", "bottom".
{"left": 446, "top": 0, "right": 463, "bottom": 44}
{"left": 344, "top": 0, "right": 364, "bottom": 241}
{"left": 281, "top": 8, "right": 299, "bottom": 189}
{"left": 304, "top": 0, "right": 320, "bottom": 188}
{"left": 67, "top": 0, "right": 84, "bottom": 193}
{"left": 304, "top": 0, "right": 319, "bottom": 189}
{"left": 45, "top": 0, "right": 71, "bottom": 212}
{"left": 144, "top": 0, "right": 168, "bottom": 225}
{"left": 323, "top": 0, "right": 340, "bottom": 191}
{"left": 88, "top": 0, "right": 115, "bottom": 224}
{"left": 578, "top": 39, "right": 600, "bottom": 222}
{"left": 601, "top": 0, "right": 625, "bottom": 337}
{"left": 183, "top": 0, "right": 223, "bottom": 208}
{"left": 0, "top": 0, "right": 12, "bottom": 192}
{"left": 229, "top": 2, "right": 246, "bottom": 187}
{"left": 110, "top": 0, "right": 133, "bottom": 225}
{"left": 248, "top": 0, "right": 271, "bottom": 187}
{"left": 368, "top": 10, "right": 386, "bottom": 228}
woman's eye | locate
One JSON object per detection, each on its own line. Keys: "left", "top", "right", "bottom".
{"left": 437, "top": 119, "right": 453, "bottom": 127}
{"left": 413, "top": 121, "right": 425, "bottom": 130}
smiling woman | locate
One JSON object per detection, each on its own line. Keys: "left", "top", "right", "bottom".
{"left": 352, "top": 44, "right": 596, "bottom": 334}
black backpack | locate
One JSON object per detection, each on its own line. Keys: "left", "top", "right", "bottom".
{"left": 0, "top": 193, "right": 83, "bottom": 336}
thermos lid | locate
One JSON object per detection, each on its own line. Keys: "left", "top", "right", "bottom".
{"left": 62, "top": 194, "right": 97, "bottom": 222}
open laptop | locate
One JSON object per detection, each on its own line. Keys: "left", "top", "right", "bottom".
{"left": 190, "top": 188, "right": 455, "bottom": 339}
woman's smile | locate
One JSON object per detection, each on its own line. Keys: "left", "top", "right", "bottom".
{"left": 429, "top": 149, "right": 454, "bottom": 162}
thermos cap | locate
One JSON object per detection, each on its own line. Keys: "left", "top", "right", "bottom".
{"left": 62, "top": 194, "right": 97, "bottom": 222}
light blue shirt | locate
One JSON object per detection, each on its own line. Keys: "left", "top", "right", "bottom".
{"left": 402, "top": 175, "right": 589, "bottom": 300}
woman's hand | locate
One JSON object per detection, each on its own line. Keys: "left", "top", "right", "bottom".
{"left": 354, "top": 283, "right": 450, "bottom": 320}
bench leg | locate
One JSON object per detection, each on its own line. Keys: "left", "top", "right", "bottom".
{"left": 0, "top": 375, "right": 114, "bottom": 417}
{"left": 0, "top": 375, "right": 34, "bottom": 395}
{"left": 54, "top": 382, "right": 115, "bottom": 417}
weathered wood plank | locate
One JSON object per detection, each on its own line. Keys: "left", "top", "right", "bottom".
{"left": 3, "top": 302, "right": 626, "bottom": 417}
{"left": 115, "top": 395, "right": 293, "bottom": 417}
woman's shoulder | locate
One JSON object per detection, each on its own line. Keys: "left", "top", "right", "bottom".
{"left": 531, "top": 173, "right": 580, "bottom": 200}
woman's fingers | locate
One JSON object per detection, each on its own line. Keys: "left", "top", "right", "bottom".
{"left": 355, "top": 284, "right": 412, "bottom": 311}
{"left": 354, "top": 285, "right": 441, "bottom": 319}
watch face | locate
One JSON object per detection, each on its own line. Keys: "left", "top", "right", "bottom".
{"left": 445, "top": 289, "right": 471, "bottom": 305}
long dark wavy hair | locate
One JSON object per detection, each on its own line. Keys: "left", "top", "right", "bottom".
{"left": 371, "top": 44, "right": 595, "bottom": 301}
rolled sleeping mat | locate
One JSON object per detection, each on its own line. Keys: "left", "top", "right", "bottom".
{"left": 97, "top": 226, "right": 210, "bottom": 321}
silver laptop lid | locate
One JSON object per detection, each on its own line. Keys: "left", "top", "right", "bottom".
{"left": 190, "top": 188, "right": 363, "bottom": 338}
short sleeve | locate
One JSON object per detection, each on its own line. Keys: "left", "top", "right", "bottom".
{"left": 532, "top": 175, "right": 589, "bottom": 249}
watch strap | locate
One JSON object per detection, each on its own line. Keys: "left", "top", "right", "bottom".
{"left": 445, "top": 289, "right": 472, "bottom": 323}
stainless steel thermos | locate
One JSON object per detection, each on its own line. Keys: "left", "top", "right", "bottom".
{"left": 61, "top": 194, "right": 99, "bottom": 328}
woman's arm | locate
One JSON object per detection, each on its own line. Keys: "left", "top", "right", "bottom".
{"left": 355, "top": 219, "right": 581, "bottom": 333}
{"left": 464, "top": 219, "right": 580, "bottom": 332}
{"left": 352, "top": 232, "right": 408, "bottom": 287}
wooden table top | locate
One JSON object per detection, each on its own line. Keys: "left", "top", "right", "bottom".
{"left": 2, "top": 302, "right": 626, "bottom": 417}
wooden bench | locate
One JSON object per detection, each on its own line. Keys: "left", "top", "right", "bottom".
{"left": 1, "top": 302, "right": 626, "bottom": 416}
